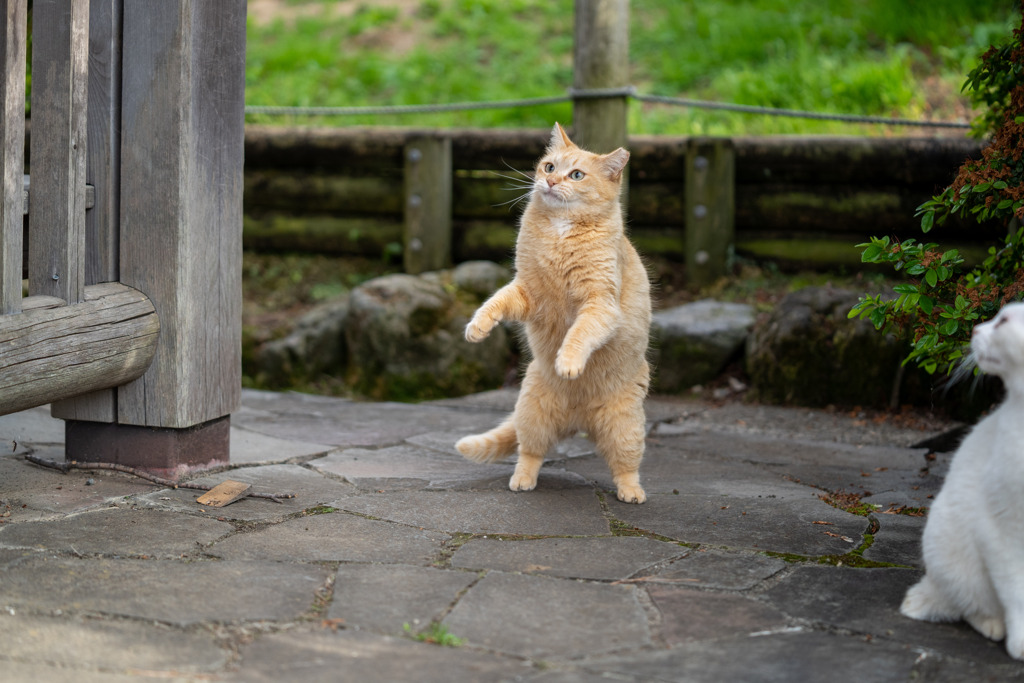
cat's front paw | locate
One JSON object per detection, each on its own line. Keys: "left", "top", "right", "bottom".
{"left": 616, "top": 483, "right": 647, "bottom": 504}
{"left": 555, "top": 350, "right": 586, "bottom": 379}
{"left": 465, "top": 314, "right": 496, "bottom": 342}
{"left": 966, "top": 612, "right": 1006, "bottom": 642}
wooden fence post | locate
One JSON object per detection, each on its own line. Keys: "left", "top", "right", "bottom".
{"left": 0, "top": 0, "right": 26, "bottom": 316}
{"left": 685, "top": 138, "right": 735, "bottom": 286}
{"left": 403, "top": 135, "right": 451, "bottom": 274}
{"left": 573, "top": 0, "right": 630, "bottom": 208}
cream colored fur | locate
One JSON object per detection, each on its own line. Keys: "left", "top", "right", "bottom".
{"left": 455, "top": 123, "right": 651, "bottom": 504}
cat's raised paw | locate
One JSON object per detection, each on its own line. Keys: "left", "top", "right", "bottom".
{"left": 465, "top": 315, "right": 496, "bottom": 342}
{"left": 555, "top": 352, "right": 585, "bottom": 379}
{"left": 616, "top": 484, "right": 647, "bottom": 504}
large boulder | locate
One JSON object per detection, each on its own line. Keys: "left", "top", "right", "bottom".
{"left": 345, "top": 273, "right": 511, "bottom": 400}
{"left": 746, "top": 286, "right": 905, "bottom": 408}
{"left": 651, "top": 300, "right": 756, "bottom": 393}
{"left": 253, "top": 298, "right": 350, "bottom": 388}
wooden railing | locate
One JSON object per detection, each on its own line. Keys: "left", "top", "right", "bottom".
{"left": 0, "top": 0, "right": 244, "bottom": 476}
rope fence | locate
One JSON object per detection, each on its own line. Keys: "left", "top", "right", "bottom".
{"left": 244, "top": 86, "right": 972, "bottom": 130}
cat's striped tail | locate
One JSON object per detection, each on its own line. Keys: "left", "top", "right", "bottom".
{"left": 455, "top": 417, "right": 518, "bottom": 463}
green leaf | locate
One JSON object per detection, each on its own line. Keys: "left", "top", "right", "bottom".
{"left": 921, "top": 210, "right": 935, "bottom": 233}
{"left": 893, "top": 284, "right": 919, "bottom": 295}
{"left": 919, "top": 296, "right": 934, "bottom": 315}
{"left": 925, "top": 269, "right": 938, "bottom": 287}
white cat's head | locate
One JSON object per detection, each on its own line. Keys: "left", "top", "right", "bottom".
{"left": 971, "top": 302, "right": 1024, "bottom": 378}
{"left": 532, "top": 123, "right": 629, "bottom": 210}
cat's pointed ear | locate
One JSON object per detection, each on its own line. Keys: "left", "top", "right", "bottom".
{"left": 602, "top": 148, "right": 630, "bottom": 182}
{"left": 549, "top": 122, "right": 575, "bottom": 150}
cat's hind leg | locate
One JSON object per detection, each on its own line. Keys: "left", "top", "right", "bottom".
{"left": 590, "top": 385, "right": 647, "bottom": 504}
{"left": 456, "top": 416, "right": 518, "bottom": 463}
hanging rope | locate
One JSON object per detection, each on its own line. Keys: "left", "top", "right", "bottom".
{"left": 245, "top": 86, "right": 971, "bottom": 130}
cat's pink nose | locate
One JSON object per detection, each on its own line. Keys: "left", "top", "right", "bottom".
{"left": 547, "top": 178, "right": 558, "bottom": 188}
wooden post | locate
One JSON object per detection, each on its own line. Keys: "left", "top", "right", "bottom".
{"left": 62, "top": 0, "right": 246, "bottom": 473}
{"left": 403, "top": 135, "right": 452, "bottom": 274}
{"left": 28, "top": 0, "right": 89, "bottom": 305}
{"left": 0, "top": 0, "right": 26, "bottom": 315}
{"left": 573, "top": 0, "right": 630, "bottom": 205}
{"left": 685, "top": 138, "right": 735, "bottom": 286}
{"left": 52, "top": 0, "right": 122, "bottom": 423}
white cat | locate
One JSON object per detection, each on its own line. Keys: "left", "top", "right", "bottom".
{"left": 901, "top": 302, "right": 1024, "bottom": 659}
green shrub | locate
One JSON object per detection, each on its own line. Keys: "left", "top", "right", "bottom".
{"left": 851, "top": 2, "right": 1024, "bottom": 374}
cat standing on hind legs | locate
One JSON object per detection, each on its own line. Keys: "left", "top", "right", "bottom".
{"left": 456, "top": 123, "right": 651, "bottom": 504}
{"left": 901, "top": 302, "right": 1024, "bottom": 660}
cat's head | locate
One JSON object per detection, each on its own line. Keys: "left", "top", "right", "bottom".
{"left": 970, "top": 302, "right": 1024, "bottom": 378}
{"left": 531, "top": 123, "right": 629, "bottom": 210}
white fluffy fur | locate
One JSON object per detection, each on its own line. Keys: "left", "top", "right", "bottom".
{"left": 901, "top": 302, "right": 1024, "bottom": 659}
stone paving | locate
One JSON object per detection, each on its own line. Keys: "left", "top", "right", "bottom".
{"left": 1, "top": 388, "right": 1023, "bottom": 681}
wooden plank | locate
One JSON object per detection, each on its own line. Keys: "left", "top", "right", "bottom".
{"left": 28, "top": 0, "right": 89, "bottom": 304}
{"left": 0, "top": 282, "right": 159, "bottom": 417}
{"left": 403, "top": 136, "right": 452, "bottom": 274}
{"left": 119, "top": 0, "right": 245, "bottom": 429}
{"left": 685, "top": 138, "right": 735, "bottom": 286}
{"left": 0, "top": 0, "right": 25, "bottom": 315}
{"left": 52, "top": 0, "right": 123, "bottom": 423}
{"left": 196, "top": 480, "right": 251, "bottom": 508}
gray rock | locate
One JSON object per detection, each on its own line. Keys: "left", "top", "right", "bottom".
{"left": 746, "top": 285, "right": 904, "bottom": 408}
{"left": 651, "top": 299, "right": 756, "bottom": 392}
{"left": 345, "top": 273, "right": 510, "bottom": 400}
{"left": 452, "top": 260, "right": 512, "bottom": 300}
{"left": 255, "top": 297, "right": 349, "bottom": 387}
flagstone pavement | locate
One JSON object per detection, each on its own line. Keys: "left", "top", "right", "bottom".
{"left": 1, "top": 388, "right": 1021, "bottom": 682}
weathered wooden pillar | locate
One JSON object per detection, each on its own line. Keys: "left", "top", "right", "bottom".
{"left": 685, "top": 138, "right": 735, "bottom": 287}
{"left": 64, "top": 0, "right": 246, "bottom": 475}
{"left": 403, "top": 135, "right": 452, "bottom": 274}
{"left": 0, "top": 0, "right": 26, "bottom": 316}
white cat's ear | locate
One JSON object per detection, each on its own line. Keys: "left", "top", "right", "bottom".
{"left": 549, "top": 122, "right": 575, "bottom": 150}
{"left": 602, "top": 148, "right": 630, "bottom": 181}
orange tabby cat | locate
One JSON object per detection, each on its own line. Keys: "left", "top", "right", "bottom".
{"left": 456, "top": 123, "right": 651, "bottom": 504}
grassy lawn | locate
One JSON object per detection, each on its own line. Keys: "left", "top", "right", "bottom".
{"left": 245, "top": 0, "right": 1018, "bottom": 135}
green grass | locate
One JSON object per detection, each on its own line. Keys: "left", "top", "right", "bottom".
{"left": 245, "top": 0, "right": 1019, "bottom": 135}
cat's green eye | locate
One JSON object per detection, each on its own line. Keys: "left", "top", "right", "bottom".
{"left": 569, "top": 170, "right": 585, "bottom": 181}
{"left": 544, "top": 163, "right": 555, "bottom": 173}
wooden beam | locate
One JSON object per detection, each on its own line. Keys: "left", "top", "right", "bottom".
{"left": 28, "top": 0, "right": 89, "bottom": 304}
{"left": 0, "top": 0, "right": 26, "bottom": 315}
{"left": 403, "top": 135, "right": 452, "bottom": 274}
{"left": 118, "top": 0, "right": 244, "bottom": 429}
{"left": 0, "top": 282, "right": 159, "bottom": 417}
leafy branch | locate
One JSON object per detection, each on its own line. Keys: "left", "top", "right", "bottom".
{"left": 851, "top": 2, "right": 1024, "bottom": 374}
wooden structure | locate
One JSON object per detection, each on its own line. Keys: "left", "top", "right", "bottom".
{"left": 0, "top": 0, "right": 245, "bottom": 476}
{"left": 243, "top": 128, "right": 991, "bottom": 273}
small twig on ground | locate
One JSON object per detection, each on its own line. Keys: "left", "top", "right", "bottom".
{"left": 610, "top": 576, "right": 701, "bottom": 585}
{"left": 23, "top": 454, "right": 295, "bottom": 503}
